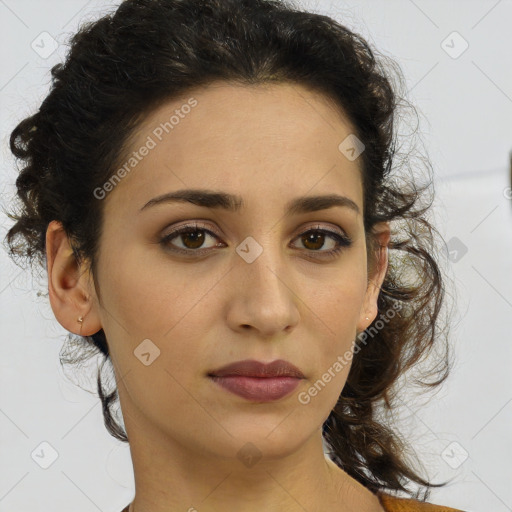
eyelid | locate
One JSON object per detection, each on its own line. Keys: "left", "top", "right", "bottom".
{"left": 160, "top": 220, "right": 219, "bottom": 237}
{"left": 295, "top": 221, "right": 347, "bottom": 237}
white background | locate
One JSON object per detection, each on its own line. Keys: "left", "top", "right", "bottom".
{"left": 1, "top": 1, "right": 511, "bottom": 511}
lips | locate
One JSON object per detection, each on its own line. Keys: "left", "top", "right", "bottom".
{"left": 208, "top": 359, "right": 305, "bottom": 378}
{"left": 208, "top": 359, "right": 305, "bottom": 402}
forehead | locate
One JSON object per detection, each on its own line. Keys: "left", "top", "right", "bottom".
{"left": 103, "top": 81, "right": 363, "bottom": 216}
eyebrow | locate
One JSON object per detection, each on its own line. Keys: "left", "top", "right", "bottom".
{"left": 140, "top": 189, "right": 360, "bottom": 216}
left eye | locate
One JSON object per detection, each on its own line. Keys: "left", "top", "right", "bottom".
{"left": 159, "top": 223, "right": 352, "bottom": 257}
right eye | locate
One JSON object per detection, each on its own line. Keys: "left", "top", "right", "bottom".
{"left": 159, "top": 222, "right": 226, "bottom": 256}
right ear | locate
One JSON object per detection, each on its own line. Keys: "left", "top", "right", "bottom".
{"left": 46, "top": 220, "right": 102, "bottom": 337}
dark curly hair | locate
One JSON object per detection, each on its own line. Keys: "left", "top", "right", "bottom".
{"left": 3, "top": 0, "right": 456, "bottom": 502}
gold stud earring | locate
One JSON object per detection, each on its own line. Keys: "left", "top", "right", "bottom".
{"left": 77, "top": 316, "right": 84, "bottom": 336}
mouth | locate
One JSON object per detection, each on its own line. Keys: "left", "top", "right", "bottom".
{"left": 207, "top": 359, "right": 305, "bottom": 402}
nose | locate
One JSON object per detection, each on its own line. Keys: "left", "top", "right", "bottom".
{"left": 225, "top": 240, "right": 301, "bottom": 338}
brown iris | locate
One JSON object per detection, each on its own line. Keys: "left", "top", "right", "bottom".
{"left": 180, "top": 230, "right": 205, "bottom": 249}
{"left": 301, "top": 231, "right": 325, "bottom": 251}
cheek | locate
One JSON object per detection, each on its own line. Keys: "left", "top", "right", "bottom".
{"left": 102, "top": 253, "right": 216, "bottom": 421}
{"left": 305, "top": 278, "right": 366, "bottom": 384}
{"left": 310, "top": 277, "right": 366, "bottom": 332}
{"left": 101, "top": 245, "right": 212, "bottom": 333}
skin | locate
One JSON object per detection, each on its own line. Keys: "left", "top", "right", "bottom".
{"left": 46, "top": 81, "right": 390, "bottom": 512}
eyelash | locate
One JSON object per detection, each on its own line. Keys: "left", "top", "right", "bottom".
{"left": 159, "top": 222, "right": 353, "bottom": 260}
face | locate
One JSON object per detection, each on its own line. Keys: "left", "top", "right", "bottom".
{"left": 48, "top": 81, "right": 389, "bottom": 464}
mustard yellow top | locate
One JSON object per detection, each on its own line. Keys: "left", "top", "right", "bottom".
{"left": 377, "top": 491, "right": 466, "bottom": 511}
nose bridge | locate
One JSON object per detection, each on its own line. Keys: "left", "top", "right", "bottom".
{"left": 236, "top": 230, "right": 288, "bottom": 295}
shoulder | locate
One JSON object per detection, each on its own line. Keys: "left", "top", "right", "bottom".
{"left": 377, "top": 491, "right": 467, "bottom": 512}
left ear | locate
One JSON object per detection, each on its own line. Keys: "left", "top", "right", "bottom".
{"left": 356, "top": 221, "right": 390, "bottom": 334}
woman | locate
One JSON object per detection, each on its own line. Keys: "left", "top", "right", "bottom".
{"left": 4, "top": 0, "right": 465, "bottom": 510}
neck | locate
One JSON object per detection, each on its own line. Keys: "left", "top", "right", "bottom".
{"left": 124, "top": 426, "right": 381, "bottom": 512}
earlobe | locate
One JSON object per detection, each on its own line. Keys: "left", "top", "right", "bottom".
{"left": 46, "top": 220, "right": 102, "bottom": 336}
